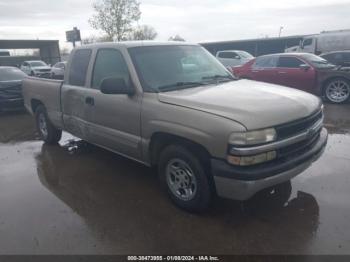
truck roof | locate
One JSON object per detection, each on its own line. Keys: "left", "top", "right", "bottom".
{"left": 76, "top": 41, "right": 198, "bottom": 49}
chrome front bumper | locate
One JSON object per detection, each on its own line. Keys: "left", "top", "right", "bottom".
{"left": 212, "top": 128, "right": 328, "bottom": 201}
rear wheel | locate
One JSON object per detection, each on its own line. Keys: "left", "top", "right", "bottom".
{"left": 324, "top": 78, "right": 350, "bottom": 104}
{"left": 158, "top": 145, "right": 212, "bottom": 212}
{"left": 35, "top": 105, "right": 62, "bottom": 144}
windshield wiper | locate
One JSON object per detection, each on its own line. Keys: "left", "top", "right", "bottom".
{"left": 157, "top": 81, "right": 206, "bottom": 92}
{"left": 202, "top": 75, "right": 235, "bottom": 83}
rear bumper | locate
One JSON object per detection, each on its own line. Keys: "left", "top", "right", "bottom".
{"left": 212, "top": 128, "right": 328, "bottom": 201}
{"left": 0, "top": 98, "right": 24, "bottom": 111}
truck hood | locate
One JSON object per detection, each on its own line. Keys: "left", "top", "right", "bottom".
{"left": 157, "top": 80, "right": 322, "bottom": 130}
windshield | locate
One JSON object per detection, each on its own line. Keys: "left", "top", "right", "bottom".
{"left": 128, "top": 45, "right": 234, "bottom": 92}
{"left": 237, "top": 51, "right": 254, "bottom": 59}
{"left": 301, "top": 54, "right": 336, "bottom": 69}
{"left": 29, "top": 61, "right": 48, "bottom": 67}
{"left": 0, "top": 67, "right": 27, "bottom": 81}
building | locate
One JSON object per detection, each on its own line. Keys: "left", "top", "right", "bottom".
{"left": 0, "top": 39, "right": 60, "bottom": 66}
{"left": 201, "top": 35, "right": 306, "bottom": 57}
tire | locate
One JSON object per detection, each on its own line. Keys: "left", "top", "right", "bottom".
{"left": 30, "top": 71, "right": 35, "bottom": 77}
{"left": 35, "top": 105, "right": 62, "bottom": 144}
{"left": 51, "top": 73, "right": 55, "bottom": 79}
{"left": 324, "top": 78, "right": 350, "bottom": 104}
{"left": 158, "top": 145, "right": 212, "bottom": 212}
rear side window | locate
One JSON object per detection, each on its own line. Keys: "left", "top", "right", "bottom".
{"left": 278, "top": 57, "right": 304, "bottom": 68}
{"left": 91, "top": 49, "right": 130, "bottom": 89}
{"left": 218, "top": 52, "right": 238, "bottom": 59}
{"left": 69, "top": 49, "right": 92, "bottom": 86}
{"left": 254, "top": 56, "right": 278, "bottom": 68}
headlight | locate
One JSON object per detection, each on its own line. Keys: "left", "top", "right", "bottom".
{"left": 227, "top": 128, "right": 277, "bottom": 166}
{"left": 229, "top": 128, "right": 277, "bottom": 146}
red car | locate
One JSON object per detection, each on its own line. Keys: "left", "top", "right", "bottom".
{"left": 232, "top": 53, "right": 350, "bottom": 104}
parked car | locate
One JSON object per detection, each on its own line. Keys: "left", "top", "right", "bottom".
{"left": 233, "top": 53, "right": 350, "bottom": 104}
{"left": 22, "top": 42, "right": 327, "bottom": 211}
{"left": 20, "top": 60, "right": 51, "bottom": 78}
{"left": 216, "top": 50, "right": 254, "bottom": 68}
{"left": 50, "top": 62, "right": 67, "bottom": 80}
{"left": 0, "top": 66, "right": 27, "bottom": 112}
{"left": 321, "top": 51, "right": 350, "bottom": 69}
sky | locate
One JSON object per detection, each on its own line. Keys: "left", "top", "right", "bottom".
{"left": 0, "top": 0, "right": 350, "bottom": 50}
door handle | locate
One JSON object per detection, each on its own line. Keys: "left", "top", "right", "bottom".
{"left": 85, "top": 97, "right": 95, "bottom": 106}
{"left": 278, "top": 71, "right": 287, "bottom": 74}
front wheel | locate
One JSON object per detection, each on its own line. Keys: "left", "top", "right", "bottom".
{"left": 158, "top": 145, "right": 212, "bottom": 212}
{"left": 324, "top": 78, "right": 350, "bottom": 104}
{"left": 35, "top": 105, "right": 62, "bottom": 144}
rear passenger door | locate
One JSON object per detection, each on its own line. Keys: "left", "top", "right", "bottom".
{"left": 85, "top": 48, "right": 142, "bottom": 161}
{"left": 276, "top": 56, "right": 316, "bottom": 92}
{"left": 61, "top": 49, "right": 92, "bottom": 140}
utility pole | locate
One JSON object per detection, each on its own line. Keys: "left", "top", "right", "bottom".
{"left": 279, "top": 26, "right": 284, "bottom": 37}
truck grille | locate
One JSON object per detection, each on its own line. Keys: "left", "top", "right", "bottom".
{"left": 39, "top": 69, "right": 51, "bottom": 72}
{"left": 276, "top": 110, "right": 323, "bottom": 139}
{"left": 0, "top": 85, "right": 22, "bottom": 100}
{"left": 276, "top": 110, "right": 323, "bottom": 160}
{"left": 278, "top": 132, "right": 320, "bottom": 159}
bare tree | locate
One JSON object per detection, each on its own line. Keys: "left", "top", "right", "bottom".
{"left": 89, "top": 0, "right": 141, "bottom": 41}
{"left": 82, "top": 35, "right": 112, "bottom": 45}
{"left": 168, "top": 35, "right": 185, "bottom": 42}
{"left": 127, "top": 25, "right": 158, "bottom": 40}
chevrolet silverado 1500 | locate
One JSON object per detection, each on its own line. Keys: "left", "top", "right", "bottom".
{"left": 22, "top": 42, "right": 328, "bottom": 211}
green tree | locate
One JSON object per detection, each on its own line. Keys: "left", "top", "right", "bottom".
{"left": 89, "top": 0, "right": 141, "bottom": 41}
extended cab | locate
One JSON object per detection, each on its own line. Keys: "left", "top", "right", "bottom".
{"left": 22, "top": 42, "right": 328, "bottom": 211}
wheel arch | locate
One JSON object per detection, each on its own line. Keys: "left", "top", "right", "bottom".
{"left": 149, "top": 132, "right": 212, "bottom": 168}
{"left": 31, "top": 99, "right": 45, "bottom": 114}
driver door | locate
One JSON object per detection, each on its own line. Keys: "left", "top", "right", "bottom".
{"left": 84, "top": 48, "right": 142, "bottom": 161}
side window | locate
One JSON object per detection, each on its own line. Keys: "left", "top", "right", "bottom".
{"left": 254, "top": 56, "right": 278, "bottom": 68}
{"left": 321, "top": 54, "right": 332, "bottom": 62}
{"left": 303, "top": 38, "right": 313, "bottom": 47}
{"left": 343, "top": 53, "right": 350, "bottom": 64}
{"left": 92, "top": 49, "right": 130, "bottom": 89}
{"left": 218, "top": 52, "right": 238, "bottom": 59}
{"left": 68, "top": 49, "right": 92, "bottom": 87}
{"left": 278, "top": 57, "right": 304, "bottom": 68}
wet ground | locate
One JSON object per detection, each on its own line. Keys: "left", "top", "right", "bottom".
{"left": 0, "top": 104, "right": 349, "bottom": 255}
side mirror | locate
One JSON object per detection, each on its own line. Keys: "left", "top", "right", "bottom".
{"left": 300, "top": 64, "right": 311, "bottom": 71}
{"left": 100, "top": 77, "right": 135, "bottom": 95}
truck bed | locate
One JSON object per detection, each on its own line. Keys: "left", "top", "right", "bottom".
{"left": 22, "top": 77, "right": 64, "bottom": 129}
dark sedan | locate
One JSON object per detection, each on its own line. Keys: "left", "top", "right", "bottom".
{"left": 0, "top": 67, "right": 27, "bottom": 112}
{"left": 321, "top": 51, "right": 350, "bottom": 70}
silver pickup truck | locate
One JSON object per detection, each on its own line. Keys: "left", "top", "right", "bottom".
{"left": 23, "top": 42, "right": 328, "bottom": 211}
